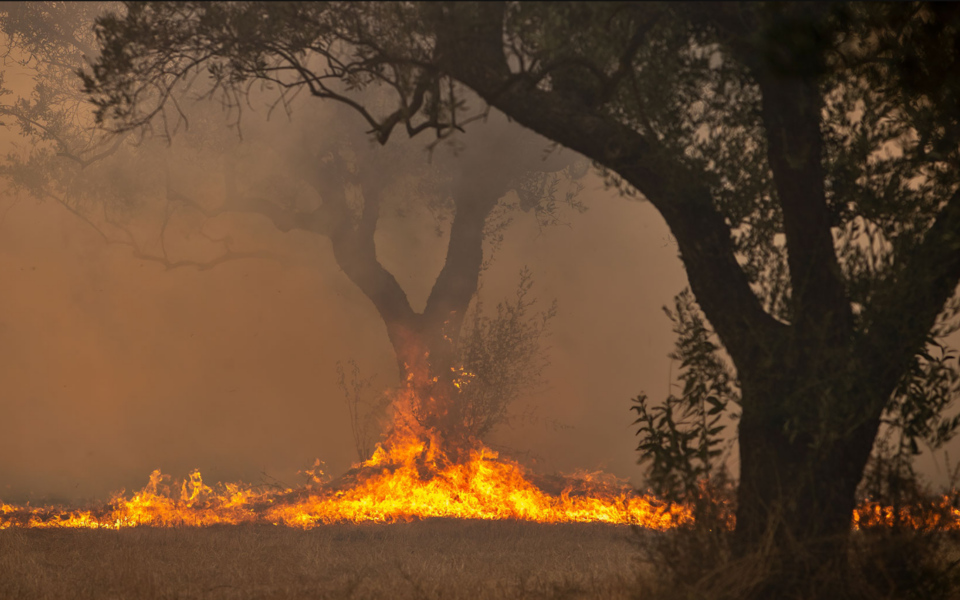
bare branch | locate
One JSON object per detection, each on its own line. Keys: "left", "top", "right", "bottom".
{"left": 45, "top": 189, "right": 279, "bottom": 272}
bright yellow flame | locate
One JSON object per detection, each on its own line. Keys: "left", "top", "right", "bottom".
{"left": 2, "top": 376, "right": 955, "bottom": 532}
{"left": 0, "top": 381, "right": 691, "bottom": 530}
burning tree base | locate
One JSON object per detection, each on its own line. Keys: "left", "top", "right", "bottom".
{"left": 0, "top": 379, "right": 692, "bottom": 530}
{"left": 0, "top": 444, "right": 689, "bottom": 530}
{"left": 4, "top": 381, "right": 959, "bottom": 532}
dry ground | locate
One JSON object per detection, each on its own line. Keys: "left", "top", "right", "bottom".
{"left": 0, "top": 520, "right": 643, "bottom": 600}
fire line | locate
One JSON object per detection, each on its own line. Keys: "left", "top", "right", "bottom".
{"left": 2, "top": 377, "right": 957, "bottom": 531}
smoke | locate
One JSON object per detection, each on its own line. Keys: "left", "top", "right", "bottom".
{"left": 1, "top": 11, "right": 956, "bottom": 506}
{"left": 0, "top": 39, "right": 694, "bottom": 502}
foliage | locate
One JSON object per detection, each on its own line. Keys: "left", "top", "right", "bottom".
{"left": 78, "top": 2, "right": 960, "bottom": 332}
{"left": 514, "top": 168, "right": 588, "bottom": 231}
{"left": 338, "top": 268, "right": 559, "bottom": 447}
{"left": 858, "top": 293, "right": 960, "bottom": 514}
{"left": 885, "top": 342, "right": 960, "bottom": 459}
{"left": 457, "top": 268, "right": 557, "bottom": 439}
{"left": 633, "top": 288, "right": 960, "bottom": 509}
{"left": 0, "top": 2, "right": 126, "bottom": 213}
{"left": 631, "top": 290, "right": 739, "bottom": 505}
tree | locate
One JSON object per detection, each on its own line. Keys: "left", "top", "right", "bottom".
{"left": 80, "top": 0, "right": 960, "bottom": 580}
{"left": 0, "top": 2, "right": 583, "bottom": 447}
{"left": 164, "top": 96, "right": 581, "bottom": 445}
{"left": 337, "top": 266, "right": 558, "bottom": 462}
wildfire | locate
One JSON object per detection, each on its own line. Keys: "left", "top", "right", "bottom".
{"left": 3, "top": 371, "right": 958, "bottom": 532}
{"left": 0, "top": 376, "right": 691, "bottom": 530}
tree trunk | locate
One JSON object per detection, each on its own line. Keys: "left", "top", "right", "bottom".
{"left": 733, "top": 363, "right": 886, "bottom": 587}
{"left": 423, "top": 5, "right": 960, "bottom": 595}
{"left": 383, "top": 316, "right": 474, "bottom": 456}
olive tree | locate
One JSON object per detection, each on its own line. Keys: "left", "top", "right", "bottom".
{"left": 0, "top": 1, "right": 584, "bottom": 447}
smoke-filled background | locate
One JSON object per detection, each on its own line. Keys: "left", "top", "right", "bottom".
{"left": 0, "top": 5, "right": 956, "bottom": 505}
{"left": 0, "top": 41, "right": 696, "bottom": 502}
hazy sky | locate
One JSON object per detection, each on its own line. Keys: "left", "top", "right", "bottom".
{"left": 0, "top": 70, "right": 706, "bottom": 502}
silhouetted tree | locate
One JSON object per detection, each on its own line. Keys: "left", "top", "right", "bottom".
{"left": 0, "top": 2, "right": 583, "bottom": 445}
{"left": 166, "top": 98, "right": 579, "bottom": 444}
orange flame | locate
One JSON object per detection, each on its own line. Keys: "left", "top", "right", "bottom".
{"left": 3, "top": 374, "right": 957, "bottom": 532}
{"left": 852, "top": 496, "right": 960, "bottom": 532}
{"left": 0, "top": 377, "right": 691, "bottom": 530}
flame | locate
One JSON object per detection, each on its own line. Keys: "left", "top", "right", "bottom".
{"left": 852, "top": 496, "right": 960, "bottom": 532}
{"left": 2, "top": 373, "right": 957, "bottom": 532}
{"left": 0, "top": 377, "right": 691, "bottom": 530}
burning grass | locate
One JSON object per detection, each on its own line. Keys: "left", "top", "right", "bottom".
{"left": 0, "top": 520, "right": 640, "bottom": 600}
{"left": 0, "top": 462, "right": 686, "bottom": 530}
{"left": 3, "top": 375, "right": 960, "bottom": 532}
{"left": 4, "top": 370, "right": 960, "bottom": 600}
{"left": 0, "top": 378, "right": 691, "bottom": 530}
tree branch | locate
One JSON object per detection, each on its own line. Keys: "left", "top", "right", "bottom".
{"left": 860, "top": 187, "right": 960, "bottom": 402}
{"left": 422, "top": 185, "right": 500, "bottom": 339}
{"left": 431, "top": 5, "right": 785, "bottom": 367}
{"left": 45, "top": 190, "right": 277, "bottom": 271}
{"left": 328, "top": 180, "right": 417, "bottom": 327}
{"left": 167, "top": 163, "right": 337, "bottom": 236}
{"left": 757, "top": 74, "right": 852, "bottom": 341}
{"left": 172, "top": 153, "right": 418, "bottom": 337}
{"left": 57, "top": 131, "right": 129, "bottom": 169}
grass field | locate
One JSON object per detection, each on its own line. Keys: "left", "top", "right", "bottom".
{"left": 0, "top": 520, "right": 641, "bottom": 600}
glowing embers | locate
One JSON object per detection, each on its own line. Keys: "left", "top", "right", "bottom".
{"left": 853, "top": 496, "right": 960, "bottom": 532}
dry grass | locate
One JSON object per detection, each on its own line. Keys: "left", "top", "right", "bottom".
{"left": 0, "top": 520, "right": 640, "bottom": 600}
